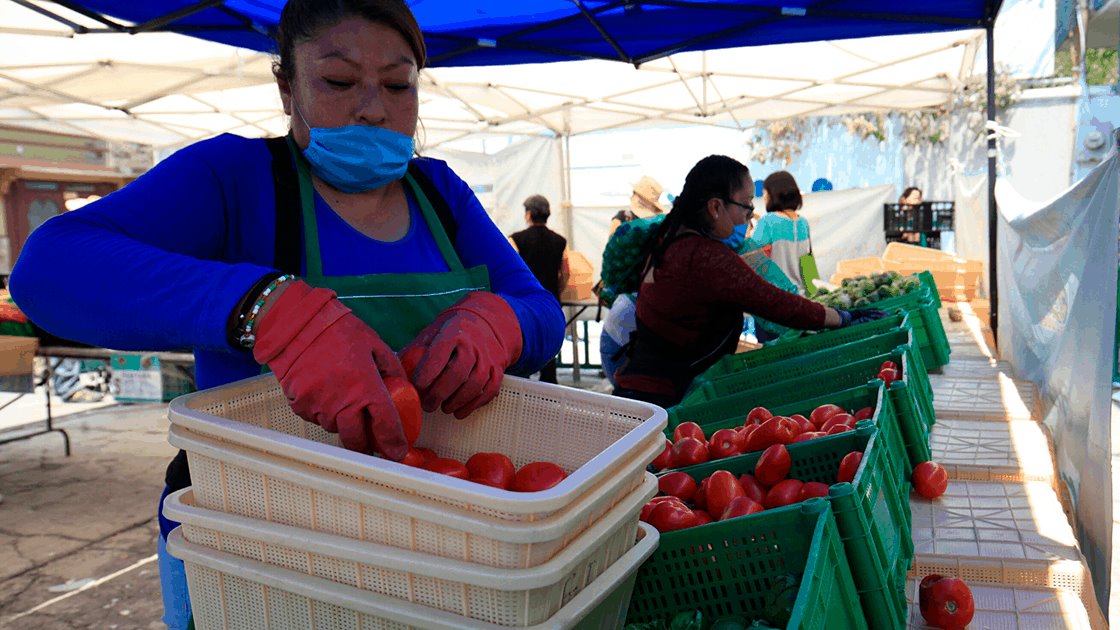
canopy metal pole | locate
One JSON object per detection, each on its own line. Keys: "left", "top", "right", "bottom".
{"left": 986, "top": 19, "right": 998, "bottom": 344}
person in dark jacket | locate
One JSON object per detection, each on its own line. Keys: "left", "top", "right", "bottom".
{"left": 509, "top": 194, "right": 569, "bottom": 383}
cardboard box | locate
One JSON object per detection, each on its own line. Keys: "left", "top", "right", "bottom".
{"left": 560, "top": 250, "right": 596, "bottom": 302}
{"left": 0, "top": 335, "right": 37, "bottom": 377}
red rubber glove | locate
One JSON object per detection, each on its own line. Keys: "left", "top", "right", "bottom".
{"left": 252, "top": 280, "right": 409, "bottom": 460}
{"left": 401, "top": 292, "right": 523, "bottom": 419}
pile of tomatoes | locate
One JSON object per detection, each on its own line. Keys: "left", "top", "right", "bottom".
{"left": 397, "top": 447, "right": 568, "bottom": 492}
{"left": 640, "top": 444, "right": 865, "bottom": 533}
{"left": 653, "top": 402, "right": 875, "bottom": 472}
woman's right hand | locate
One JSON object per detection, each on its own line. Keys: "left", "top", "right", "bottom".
{"left": 251, "top": 280, "right": 410, "bottom": 460}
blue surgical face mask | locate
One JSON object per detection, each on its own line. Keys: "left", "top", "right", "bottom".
{"left": 295, "top": 105, "right": 414, "bottom": 193}
{"left": 721, "top": 222, "right": 749, "bottom": 251}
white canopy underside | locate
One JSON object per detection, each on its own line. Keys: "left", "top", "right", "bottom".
{"left": 0, "top": 1, "right": 983, "bottom": 148}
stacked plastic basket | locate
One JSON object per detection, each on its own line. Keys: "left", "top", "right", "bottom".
{"left": 162, "top": 374, "right": 668, "bottom": 629}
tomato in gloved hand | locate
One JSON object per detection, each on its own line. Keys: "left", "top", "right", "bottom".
{"left": 399, "top": 345, "right": 425, "bottom": 381}
{"left": 912, "top": 461, "right": 949, "bottom": 499}
{"left": 919, "top": 575, "right": 974, "bottom": 630}
{"left": 466, "top": 452, "right": 516, "bottom": 489}
{"left": 511, "top": 462, "right": 568, "bottom": 492}
{"left": 384, "top": 376, "right": 422, "bottom": 447}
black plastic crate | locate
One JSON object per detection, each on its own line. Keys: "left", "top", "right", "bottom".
{"left": 886, "top": 233, "right": 941, "bottom": 250}
{"left": 883, "top": 201, "right": 954, "bottom": 233}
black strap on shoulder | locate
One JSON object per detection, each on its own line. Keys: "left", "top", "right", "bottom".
{"left": 264, "top": 136, "right": 302, "bottom": 274}
{"left": 406, "top": 161, "right": 457, "bottom": 245}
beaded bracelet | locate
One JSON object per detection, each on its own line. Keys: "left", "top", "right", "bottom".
{"left": 237, "top": 274, "right": 296, "bottom": 348}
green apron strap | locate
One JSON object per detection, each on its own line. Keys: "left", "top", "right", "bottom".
{"left": 287, "top": 136, "right": 324, "bottom": 279}
{"left": 402, "top": 171, "right": 464, "bottom": 272}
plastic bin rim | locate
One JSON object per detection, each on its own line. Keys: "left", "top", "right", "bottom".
{"left": 168, "top": 374, "right": 668, "bottom": 515}
{"left": 165, "top": 522, "right": 660, "bottom": 630}
{"left": 163, "top": 474, "right": 656, "bottom": 590}
{"left": 168, "top": 424, "right": 663, "bottom": 543}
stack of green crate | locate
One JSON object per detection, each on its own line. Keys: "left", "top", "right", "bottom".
{"left": 638, "top": 424, "right": 912, "bottom": 630}
{"left": 680, "top": 345, "right": 933, "bottom": 470}
{"left": 626, "top": 497, "right": 868, "bottom": 629}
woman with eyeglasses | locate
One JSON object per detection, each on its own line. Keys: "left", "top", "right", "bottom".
{"left": 611, "top": 155, "right": 884, "bottom": 408}
{"left": 752, "top": 170, "right": 813, "bottom": 296}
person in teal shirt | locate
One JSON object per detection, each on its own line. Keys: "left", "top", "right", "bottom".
{"left": 752, "top": 171, "right": 812, "bottom": 296}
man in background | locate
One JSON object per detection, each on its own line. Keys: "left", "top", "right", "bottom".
{"left": 509, "top": 195, "right": 570, "bottom": 383}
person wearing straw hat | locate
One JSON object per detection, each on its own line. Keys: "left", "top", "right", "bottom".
{"left": 9, "top": 1, "right": 564, "bottom": 626}
{"left": 608, "top": 175, "right": 665, "bottom": 237}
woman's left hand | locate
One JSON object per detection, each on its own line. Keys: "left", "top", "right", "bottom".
{"left": 401, "top": 292, "right": 523, "bottom": 418}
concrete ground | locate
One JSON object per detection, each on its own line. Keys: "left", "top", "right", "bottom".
{"left": 0, "top": 362, "right": 611, "bottom": 629}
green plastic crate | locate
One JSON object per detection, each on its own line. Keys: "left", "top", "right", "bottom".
{"left": 660, "top": 425, "right": 912, "bottom": 630}
{"left": 683, "top": 320, "right": 932, "bottom": 410}
{"left": 685, "top": 348, "right": 933, "bottom": 471}
{"left": 917, "top": 270, "right": 943, "bottom": 309}
{"left": 626, "top": 498, "right": 868, "bottom": 630}
{"left": 700, "top": 313, "right": 909, "bottom": 382}
{"left": 868, "top": 292, "right": 950, "bottom": 370}
{"left": 667, "top": 380, "right": 909, "bottom": 485}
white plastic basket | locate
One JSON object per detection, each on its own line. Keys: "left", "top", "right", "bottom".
{"left": 167, "top": 522, "right": 660, "bottom": 630}
{"left": 167, "top": 374, "right": 666, "bottom": 568}
{"left": 904, "top": 577, "right": 1098, "bottom": 629}
{"left": 165, "top": 474, "right": 655, "bottom": 626}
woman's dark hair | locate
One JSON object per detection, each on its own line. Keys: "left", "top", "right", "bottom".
{"left": 274, "top": 0, "right": 427, "bottom": 81}
{"left": 524, "top": 194, "right": 551, "bottom": 223}
{"left": 900, "top": 186, "right": 922, "bottom": 203}
{"left": 629, "top": 155, "right": 751, "bottom": 285}
{"left": 763, "top": 171, "right": 802, "bottom": 213}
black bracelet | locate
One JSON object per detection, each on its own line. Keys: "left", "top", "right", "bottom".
{"left": 226, "top": 272, "right": 284, "bottom": 350}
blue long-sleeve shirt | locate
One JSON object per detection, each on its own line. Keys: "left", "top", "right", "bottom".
{"left": 10, "top": 133, "right": 564, "bottom": 389}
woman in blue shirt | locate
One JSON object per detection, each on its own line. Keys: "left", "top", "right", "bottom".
{"left": 9, "top": 0, "right": 564, "bottom": 626}
{"left": 752, "top": 170, "right": 813, "bottom": 296}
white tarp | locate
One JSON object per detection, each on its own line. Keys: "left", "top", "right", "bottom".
{"left": 997, "top": 154, "right": 1119, "bottom": 614}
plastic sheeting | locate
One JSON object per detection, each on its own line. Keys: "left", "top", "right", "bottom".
{"left": 997, "top": 154, "right": 1119, "bottom": 614}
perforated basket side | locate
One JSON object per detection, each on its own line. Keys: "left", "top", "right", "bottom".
{"left": 174, "top": 425, "right": 663, "bottom": 569}
{"left": 903, "top": 578, "right": 1098, "bottom": 629}
{"left": 169, "top": 475, "right": 656, "bottom": 626}
{"left": 169, "top": 374, "right": 667, "bottom": 517}
{"left": 169, "top": 523, "right": 660, "bottom": 630}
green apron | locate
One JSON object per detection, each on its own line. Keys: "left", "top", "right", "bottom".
{"left": 290, "top": 139, "right": 491, "bottom": 350}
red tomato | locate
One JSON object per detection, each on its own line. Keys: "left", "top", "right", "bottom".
{"left": 837, "top": 451, "right": 863, "bottom": 483}
{"left": 640, "top": 496, "right": 686, "bottom": 522}
{"left": 877, "top": 367, "right": 901, "bottom": 385}
{"left": 423, "top": 457, "right": 470, "bottom": 479}
{"left": 826, "top": 424, "right": 853, "bottom": 435}
{"left": 754, "top": 444, "right": 791, "bottom": 486}
{"left": 510, "top": 462, "right": 568, "bottom": 492}
{"left": 737, "top": 473, "right": 767, "bottom": 503}
{"left": 764, "top": 479, "right": 804, "bottom": 509}
{"left": 745, "top": 406, "right": 773, "bottom": 425}
{"left": 809, "top": 404, "right": 845, "bottom": 428}
{"left": 789, "top": 414, "right": 814, "bottom": 435}
{"left": 670, "top": 437, "right": 710, "bottom": 468}
{"left": 466, "top": 452, "right": 516, "bottom": 490}
{"left": 738, "top": 424, "right": 758, "bottom": 444}
{"left": 693, "top": 476, "right": 710, "bottom": 510}
{"left": 400, "top": 448, "right": 427, "bottom": 467}
{"left": 799, "top": 481, "right": 831, "bottom": 500}
{"left": 415, "top": 447, "right": 438, "bottom": 463}
{"left": 743, "top": 417, "right": 795, "bottom": 452}
{"left": 920, "top": 576, "right": 975, "bottom": 630}
{"left": 384, "top": 376, "right": 422, "bottom": 448}
{"left": 399, "top": 346, "right": 425, "bottom": 381}
{"left": 703, "top": 470, "right": 746, "bottom": 518}
{"left": 692, "top": 510, "right": 715, "bottom": 526}
{"left": 793, "top": 431, "right": 825, "bottom": 443}
{"left": 707, "top": 428, "right": 743, "bottom": 460}
{"left": 651, "top": 438, "right": 673, "bottom": 471}
{"left": 673, "top": 421, "right": 706, "bottom": 443}
{"left": 820, "top": 413, "right": 855, "bottom": 433}
{"left": 658, "top": 471, "right": 698, "bottom": 502}
{"left": 648, "top": 500, "right": 700, "bottom": 533}
{"left": 918, "top": 573, "right": 942, "bottom": 618}
{"left": 912, "top": 461, "right": 949, "bottom": 499}
{"left": 852, "top": 406, "right": 874, "bottom": 421}
{"left": 720, "top": 496, "right": 764, "bottom": 520}
{"left": 879, "top": 360, "right": 899, "bottom": 372}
